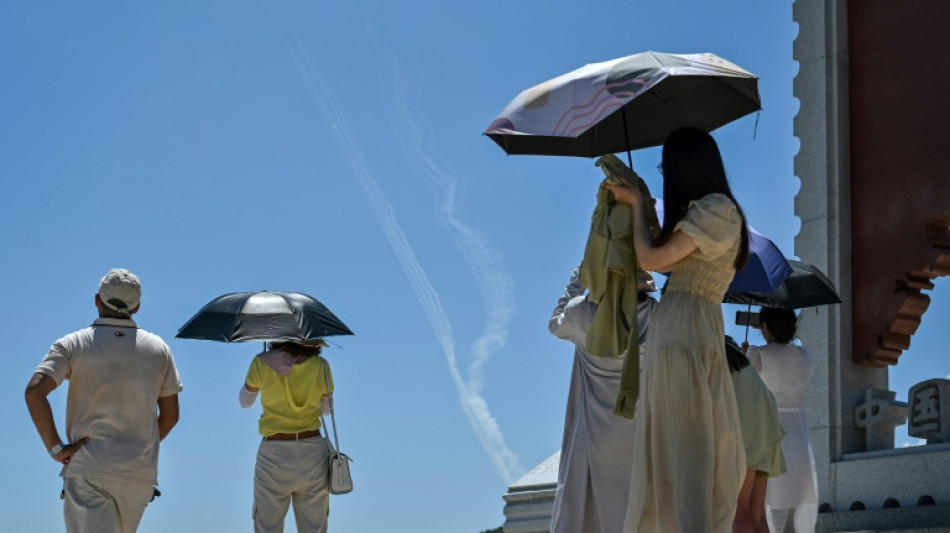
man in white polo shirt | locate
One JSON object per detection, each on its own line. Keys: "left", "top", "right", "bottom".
{"left": 25, "top": 268, "right": 183, "bottom": 533}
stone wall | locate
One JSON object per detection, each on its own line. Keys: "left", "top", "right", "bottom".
{"left": 793, "top": 1, "right": 950, "bottom": 530}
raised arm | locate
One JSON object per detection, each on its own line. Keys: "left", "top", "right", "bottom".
{"left": 606, "top": 181, "right": 698, "bottom": 271}
{"left": 549, "top": 266, "right": 588, "bottom": 341}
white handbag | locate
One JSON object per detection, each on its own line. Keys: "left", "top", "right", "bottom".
{"left": 321, "top": 362, "right": 353, "bottom": 495}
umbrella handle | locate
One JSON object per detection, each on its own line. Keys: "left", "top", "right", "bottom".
{"left": 743, "top": 303, "right": 751, "bottom": 344}
{"left": 621, "top": 107, "right": 633, "bottom": 169}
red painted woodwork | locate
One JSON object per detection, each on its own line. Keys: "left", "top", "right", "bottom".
{"left": 848, "top": 2, "right": 950, "bottom": 366}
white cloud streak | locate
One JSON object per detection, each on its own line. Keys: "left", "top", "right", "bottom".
{"left": 383, "top": 51, "right": 521, "bottom": 481}
{"left": 275, "top": 18, "right": 523, "bottom": 483}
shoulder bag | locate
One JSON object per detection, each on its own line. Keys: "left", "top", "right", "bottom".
{"left": 321, "top": 361, "right": 353, "bottom": 495}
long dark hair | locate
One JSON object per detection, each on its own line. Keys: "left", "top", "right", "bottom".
{"left": 656, "top": 128, "right": 750, "bottom": 270}
{"left": 725, "top": 335, "right": 750, "bottom": 373}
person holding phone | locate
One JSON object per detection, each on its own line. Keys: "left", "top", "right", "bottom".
{"left": 743, "top": 308, "right": 818, "bottom": 532}
{"left": 606, "top": 128, "right": 749, "bottom": 533}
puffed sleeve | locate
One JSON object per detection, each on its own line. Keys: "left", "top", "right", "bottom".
{"left": 673, "top": 193, "right": 741, "bottom": 261}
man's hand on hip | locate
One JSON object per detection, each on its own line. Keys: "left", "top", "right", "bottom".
{"left": 52, "top": 437, "right": 90, "bottom": 465}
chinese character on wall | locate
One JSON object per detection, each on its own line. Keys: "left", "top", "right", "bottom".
{"left": 908, "top": 379, "right": 950, "bottom": 443}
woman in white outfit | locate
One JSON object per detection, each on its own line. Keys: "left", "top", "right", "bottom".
{"left": 744, "top": 308, "right": 818, "bottom": 533}
{"left": 547, "top": 266, "right": 657, "bottom": 533}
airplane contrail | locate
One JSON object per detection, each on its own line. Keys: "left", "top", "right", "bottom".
{"left": 383, "top": 54, "right": 515, "bottom": 396}
{"left": 275, "top": 17, "right": 523, "bottom": 483}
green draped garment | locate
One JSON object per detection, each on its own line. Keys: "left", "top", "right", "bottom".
{"left": 581, "top": 154, "right": 660, "bottom": 418}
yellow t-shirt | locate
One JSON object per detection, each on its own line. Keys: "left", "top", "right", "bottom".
{"left": 245, "top": 353, "right": 334, "bottom": 436}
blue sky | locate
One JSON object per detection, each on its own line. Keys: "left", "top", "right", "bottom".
{"left": 2, "top": 2, "right": 946, "bottom": 532}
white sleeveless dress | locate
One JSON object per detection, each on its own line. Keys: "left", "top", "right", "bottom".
{"left": 747, "top": 342, "right": 818, "bottom": 532}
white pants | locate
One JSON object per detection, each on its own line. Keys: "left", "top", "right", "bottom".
{"left": 63, "top": 475, "right": 154, "bottom": 533}
{"left": 253, "top": 437, "right": 330, "bottom": 533}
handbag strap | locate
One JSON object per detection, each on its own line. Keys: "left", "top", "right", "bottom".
{"left": 319, "top": 360, "right": 342, "bottom": 454}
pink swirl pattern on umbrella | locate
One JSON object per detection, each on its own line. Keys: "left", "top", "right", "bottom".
{"left": 484, "top": 51, "right": 760, "bottom": 155}
{"left": 551, "top": 78, "right": 654, "bottom": 137}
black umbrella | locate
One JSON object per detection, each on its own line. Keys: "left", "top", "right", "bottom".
{"left": 725, "top": 260, "right": 840, "bottom": 344}
{"left": 724, "top": 260, "right": 841, "bottom": 309}
{"left": 176, "top": 291, "right": 353, "bottom": 344}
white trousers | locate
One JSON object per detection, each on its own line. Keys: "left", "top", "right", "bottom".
{"left": 63, "top": 475, "right": 154, "bottom": 533}
{"left": 253, "top": 437, "right": 330, "bottom": 533}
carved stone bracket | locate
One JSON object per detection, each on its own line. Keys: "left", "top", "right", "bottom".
{"left": 860, "top": 212, "right": 950, "bottom": 366}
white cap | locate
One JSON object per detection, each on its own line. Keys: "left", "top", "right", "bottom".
{"left": 98, "top": 268, "right": 141, "bottom": 315}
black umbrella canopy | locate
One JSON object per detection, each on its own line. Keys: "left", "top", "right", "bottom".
{"left": 176, "top": 291, "right": 354, "bottom": 343}
{"left": 724, "top": 260, "right": 841, "bottom": 309}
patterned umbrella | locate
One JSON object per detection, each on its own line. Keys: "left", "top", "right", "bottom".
{"left": 485, "top": 51, "right": 760, "bottom": 157}
{"left": 176, "top": 291, "right": 353, "bottom": 344}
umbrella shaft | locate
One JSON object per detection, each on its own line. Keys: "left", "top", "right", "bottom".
{"left": 744, "top": 303, "right": 751, "bottom": 344}
{"left": 621, "top": 107, "right": 633, "bottom": 169}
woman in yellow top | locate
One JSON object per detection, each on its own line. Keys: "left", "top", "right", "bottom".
{"left": 239, "top": 338, "right": 334, "bottom": 533}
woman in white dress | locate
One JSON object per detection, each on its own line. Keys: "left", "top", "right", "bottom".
{"left": 744, "top": 308, "right": 818, "bottom": 532}
{"left": 608, "top": 128, "right": 749, "bottom": 533}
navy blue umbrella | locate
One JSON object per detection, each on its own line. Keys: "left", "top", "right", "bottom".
{"left": 724, "top": 260, "right": 840, "bottom": 343}
{"left": 724, "top": 260, "right": 841, "bottom": 309}
{"left": 654, "top": 199, "right": 792, "bottom": 293}
{"left": 730, "top": 229, "right": 794, "bottom": 293}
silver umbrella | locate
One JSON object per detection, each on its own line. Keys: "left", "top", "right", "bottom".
{"left": 176, "top": 291, "right": 353, "bottom": 345}
{"left": 485, "top": 51, "right": 760, "bottom": 159}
